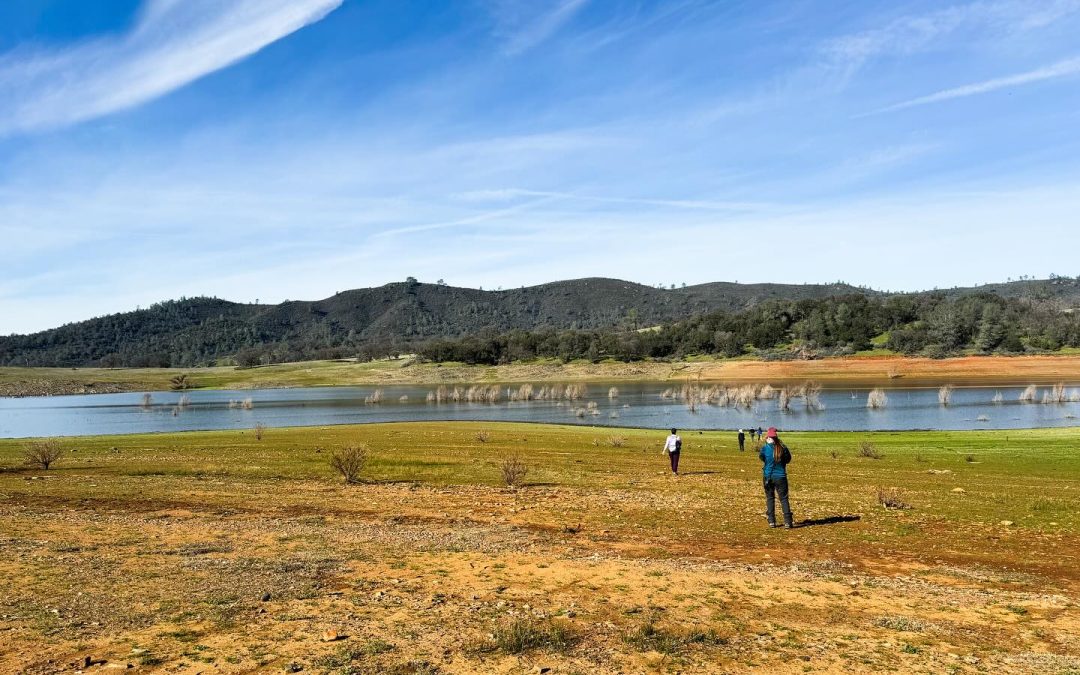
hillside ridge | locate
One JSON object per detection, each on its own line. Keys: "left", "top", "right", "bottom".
{"left": 3, "top": 276, "right": 1079, "bottom": 367}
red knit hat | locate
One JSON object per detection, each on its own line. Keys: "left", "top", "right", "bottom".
{"left": 766, "top": 427, "right": 778, "bottom": 438}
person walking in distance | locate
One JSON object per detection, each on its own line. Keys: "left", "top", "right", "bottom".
{"left": 760, "top": 427, "right": 794, "bottom": 528}
{"left": 662, "top": 428, "right": 682, "bottom": 475}
{"left": 738, "top": 429, "right": 746, "bottom": 452}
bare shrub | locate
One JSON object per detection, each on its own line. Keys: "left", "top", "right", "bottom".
{"left": 23, "top": 439, "right": 63, "bottom": 470}
{"left": 177, "top": 394, "right": 191, "bottom": 409}
{"left": 475, "top": 430, "right": 490, "bottom": 443}
{"left": 564, "top": 383, "right": 585, "bottom": 400}
{"left": 608, "top": 386, "right": 619, "bottom": 399}
{"left": 329, "top": 443, "right": 370, "bottom": 484}
{"left": 608, "top": 436, "right": 626, "bottom": 448}
{"left": 501, "top": 454, "right": 528, "bottom": 488}
{"left": 938, "top": 384, "right": 953, "bottom": 406}
{"left": 878, "top": 487, "right": 912, "bottom": 510}
{"left": 169, "top": 373, "right": 192, "bottom": 390}
{"left": 1049, "top": 383, "right": 1066, "bottom": 403}
{"left": 140, "top": 393, "right": 154, "bottom": 408}
{"left": 866, "top": 388, "right": 888, "bottom": 409}
{"left": 777, "top": 387, "right": 791, "bottom": 411}
{"left": 992, "top": 391, "right": 1004, "bottom": 404}
{"left": 426, "top": 391, "right": 436, "bottom": 403}
{"left": 364, "top": 389, "right": 383, "bottom": 405}
{"left": 858, "top": 441, "right": 882, "bottom": 459}
{"left": 1019, "top": 385, "right": 1038, "bottom": 403}
{"left": 254, "top": 422, "right": 266, "bottom": 441}
{"left": 804, "top": 382, "right": 823, "bottom": 410}
{"left": 887, "top": 368, "right": 902, "bottom": 379}
{"left": 398, "top": 395, "right": 409, "bottom": 403}
{"left": 241, "top": 397, "right": 254, "bottom": 410}
{"left": 830, "top": 450, "right": 839, "bottom": 460}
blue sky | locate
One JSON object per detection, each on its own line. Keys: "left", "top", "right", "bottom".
{"left": 2, "top": 0, "right": 1080, "bottom": 334}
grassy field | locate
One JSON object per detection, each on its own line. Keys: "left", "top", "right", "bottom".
{"left": 3, "top": 353, "right": 1080, "bottom": 397}
{"left": 1, "top": 423, "right": 1078, "bottom": 673}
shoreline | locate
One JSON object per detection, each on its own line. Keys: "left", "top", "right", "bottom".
{"left": 3, "top": 416, "right": 1077, "bottom": 442}
{"left": 2, "top": 353, "right": 1080, "bottom": 397}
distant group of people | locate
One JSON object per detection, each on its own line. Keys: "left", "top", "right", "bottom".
{"left": 736, "top": 427, "right": 764, "bottom": 452}
{"left": 662, "top": 425, "right": 794, "bottom": 529}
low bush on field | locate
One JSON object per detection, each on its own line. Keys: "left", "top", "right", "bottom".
{"left": 501, "top": 454, "right": 528, "bottom": 488}
{"left": 329, "top": 443, "right": 370, "bottom": 484}
{"left": 23, "top": 439, "right": 63, "bottom": 470}
{"left": 858, "top": 441, "right": 882, "bottom": 459}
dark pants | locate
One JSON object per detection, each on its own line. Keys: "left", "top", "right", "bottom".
{"left": 764, "top": 477, "right": 793, "bottom": 527}
{"left": 669, "top": 450, "right": 680, "bottom": 474}
{"left": 738, "top": 437, "right": 745, "bottom": 452}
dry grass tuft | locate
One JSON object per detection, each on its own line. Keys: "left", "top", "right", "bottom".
{"left": 877, "top": 487, "right": 912, "bottom": 510}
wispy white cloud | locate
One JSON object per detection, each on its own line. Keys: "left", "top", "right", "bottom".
{"left": 872, "top": 54, "right": 1080, "bottom": 113}
{"left": 821, "top": 0, "right": 1080, "bottom": 79}
{"left": 454, "top": 188, "right": 770, "bottom": 211}
{"left": 488, "top": 0, "right": 590, "bottom": 55}
{"left": 0, "top": 0, "right": 342, "bottom": 135}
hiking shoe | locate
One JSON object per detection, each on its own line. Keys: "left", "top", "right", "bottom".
{"left": 768, "top": 522, "right": 778, "bottom": 528}
{"left": 784, "top": 523, "right": 794, "bottom": 529}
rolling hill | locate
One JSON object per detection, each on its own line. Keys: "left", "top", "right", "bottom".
{"left": 2, "top": 276, "right": 1078, "bottom": 367}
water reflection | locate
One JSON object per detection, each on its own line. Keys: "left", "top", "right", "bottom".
{"left": 1, "top": 382, "right": 1078, "bottom": 438}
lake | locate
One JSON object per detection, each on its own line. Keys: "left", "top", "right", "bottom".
{"left": 2, "top": 382, "right": 1079, "bottom": 438}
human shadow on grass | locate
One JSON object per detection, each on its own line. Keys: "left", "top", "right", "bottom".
{"left": 677, "top": 471, "right": 721, "bottom": 476}
{"left": 794, "top": 515, "right": 861, "bottom": 528}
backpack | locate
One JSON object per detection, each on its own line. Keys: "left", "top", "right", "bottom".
{"left": 779, "top": 442, "right": 792, "bottom": 465}
{"left": 674, "top": 436, "right": 682, "bottom": 452}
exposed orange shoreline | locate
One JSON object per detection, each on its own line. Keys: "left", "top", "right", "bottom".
{"left": 2, "top": 354, "right": 1079, "bottom": 397}
{"left": 679, "top": 355, "right": 1080, "bottom": 386}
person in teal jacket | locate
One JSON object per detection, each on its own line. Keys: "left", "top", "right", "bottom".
{"left": 759, "top": 426, "right": 794, "bottom": 528}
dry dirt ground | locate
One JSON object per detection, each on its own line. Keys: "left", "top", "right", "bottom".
{"left": 1, "top": 424, "right": 1078, "bottom": 674}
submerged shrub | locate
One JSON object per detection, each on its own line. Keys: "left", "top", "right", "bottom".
{"left": 938, "top": 384, "right": 953, "bottom": 406}
{"left": 866, "top": 388, "right": 888, "bottom": 409}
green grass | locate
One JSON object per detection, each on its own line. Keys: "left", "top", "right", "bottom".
{"left": 2, "top": 422, "right": 1078, "bottom": 580}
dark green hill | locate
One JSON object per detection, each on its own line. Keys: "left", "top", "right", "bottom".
{"left": 2, "top": 277, "right": 1078, "bottom": 367}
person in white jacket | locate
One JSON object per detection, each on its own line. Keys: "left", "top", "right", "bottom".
{"left": 662, "top": 428, "right": 682, "bottom": 475}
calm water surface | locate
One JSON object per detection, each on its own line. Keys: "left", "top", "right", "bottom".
{"left": 2, "top": 383, "right": 1079, "bottom": 438}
